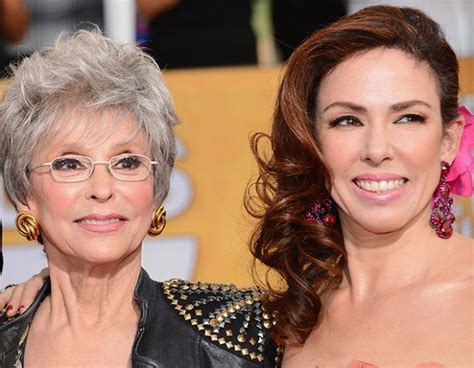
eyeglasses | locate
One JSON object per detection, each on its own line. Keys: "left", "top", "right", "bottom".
{"left": 31, "top": 154, "right": 158, "bottom": 182}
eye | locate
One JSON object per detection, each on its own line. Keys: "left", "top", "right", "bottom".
{"left": 395, "top": 114, "right": 427, "bottom": 124}
{"left": 52, "top": 157, "right": 88, "bottom": 171}
{"left": 328, "top": 115, "right": 363, "bottom": 127}
{"left": 112, "top": 155, "right": 144, "bottom": 170}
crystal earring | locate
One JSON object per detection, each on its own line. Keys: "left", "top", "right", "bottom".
{"left": 305, "top": 198, "right": 336, "bottom": 226}
{"left": 430, "top": 161, "right": 455, "bottom": 239}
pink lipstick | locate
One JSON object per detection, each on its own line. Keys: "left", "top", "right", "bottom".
{"left": 353, "top": 173, "right": 408, "bottom": 202}
{"left": 75, "top": 214, "right": 127, "bottom": 233}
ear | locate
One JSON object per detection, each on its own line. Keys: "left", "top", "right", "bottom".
{"left": 441, "top": 114, "right": 464, "bottom": 164}
{"left": 17, "top": 201, "right": 31, "bottom": 213}
{"left": 16, "top": 198, "right": 37, "bottom": 216}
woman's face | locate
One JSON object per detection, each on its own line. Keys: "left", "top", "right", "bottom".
{"left": 316, "top": 48, "right": 460, "bottom": 235}
{"left": 20, "top": 110, "right": 155, "bottom": 265}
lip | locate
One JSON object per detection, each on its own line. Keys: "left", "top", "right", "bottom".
{"left": 352, "top": 180, "right": 408, "bottom": 202}
{"left": 75, "top": 213, "right": 127, "bottom": 233}
{"left": 353, "top": 173, "right": 407, "bottom": 181}
{"left": 75, "top": 213, "right": 127, "bottom": 221}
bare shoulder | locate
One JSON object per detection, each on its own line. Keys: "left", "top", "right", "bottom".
{"left": 448, "top": 232, "right": 474, "bottom": 280}
{"left": 453, "top": 232, "right": 474, "bottom": 248}
{"left": 437, "top": 233, "right": 474, "bottom": 307}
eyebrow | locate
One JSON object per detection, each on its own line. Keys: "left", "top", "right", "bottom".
{"left": 58, "top": 140, "right": 138, "bottom": 151}
{"left": 321, "top": 100, "right": 432, "bottom": 113}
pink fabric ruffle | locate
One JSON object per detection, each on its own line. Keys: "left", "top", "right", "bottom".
{"left": 446, "top": 106, "right": 474, "bottom": 197}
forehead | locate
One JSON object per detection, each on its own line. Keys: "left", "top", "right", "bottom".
{"left": 35, "top": 108, "right": 150, "bottom": 158}
{"left": 317, "top": 48, "right": 440, "bottom": 110}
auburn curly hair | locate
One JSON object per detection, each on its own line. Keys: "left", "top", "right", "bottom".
{"left": 246, "top": 5, "right": 459, "bottom": 346}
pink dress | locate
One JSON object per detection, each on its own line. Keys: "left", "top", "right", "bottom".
{"left": 343, "top": 360, "right": 445, "bottom": 368}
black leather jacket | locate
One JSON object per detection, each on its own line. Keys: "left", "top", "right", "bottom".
{"left": 0, "top": 269, "right": 281, "bottom": 367}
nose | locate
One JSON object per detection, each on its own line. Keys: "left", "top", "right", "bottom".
{"left": 86, "top": 163, "right": 114, "bottom": 202}
{"left": 360, "top": 121, "right": 393, "bottom": 166}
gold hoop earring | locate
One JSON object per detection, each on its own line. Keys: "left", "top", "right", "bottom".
{"left": 16, "top": 211, "right": 40, "bottom": 241}
{"left": 148, "top": 206, "right": 166, "bottom": 236}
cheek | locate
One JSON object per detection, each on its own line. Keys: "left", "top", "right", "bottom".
{"left": 395, "top": 129, "right": 443, "bottom": 168}
{"left": 125, "top": 182, "right": 155, "bottom": 234}
{"left": 320, "top": 133, "right": 360, "bottom": 175}
{"left": 33, "top": 181, "right": 81, "bottom": 219}
{"left": 123, "top": 180, "right": 155, "bottom": 212}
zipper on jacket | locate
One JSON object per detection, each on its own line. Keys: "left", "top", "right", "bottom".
{"left": 130, "top": 325, "right": 145, "bottom": 367}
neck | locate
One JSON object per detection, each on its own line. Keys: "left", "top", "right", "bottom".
{"left": 339, "top": 206, "right": 449, "bottom": 301}
{"left": 42, "top": 247, "right": 142, "bottom": 330}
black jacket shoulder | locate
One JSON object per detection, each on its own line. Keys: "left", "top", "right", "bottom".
{"left": 0, "top": 271, "right": 282, "bottom": 367}
{"left": 161, "top": 278, "right": 282, "bottom": 367}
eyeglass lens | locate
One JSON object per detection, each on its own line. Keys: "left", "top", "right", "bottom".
{"left": 51, "top": 155, "right": 152, "bottom": 182}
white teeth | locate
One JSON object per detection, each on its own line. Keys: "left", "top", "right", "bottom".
{"left": 79, "top": 218, "right": 121, "bottom": 225}
{"left": 370, "top": 182, "right": 378, "bottom": 192}
{"left": 355, "top": 179, "right": 406, "bottom": 192}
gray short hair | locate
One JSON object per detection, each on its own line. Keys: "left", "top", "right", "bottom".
{"left": 1, "top": 29, "right": 178, "bottom": 207}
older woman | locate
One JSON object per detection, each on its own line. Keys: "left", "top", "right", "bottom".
{"left": 0, "top": 30, "right": 277, "bottom": 367}
{"left": 3, "top": 5, "right": 474, "bottom": 368}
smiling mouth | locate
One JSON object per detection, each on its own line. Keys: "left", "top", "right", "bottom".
{"left": 76, "top": 218, "right": 123, "bottom": 225}
{"left": 354, "top": 179, "right": 408, "bottom": 193}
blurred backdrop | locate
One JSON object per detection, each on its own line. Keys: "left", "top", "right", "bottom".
{"left": 1, "top": 0, "right": 473, "bottom": 287}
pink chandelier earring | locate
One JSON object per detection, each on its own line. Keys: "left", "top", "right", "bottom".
{"left": 430, "top": 161, "right": 455, "bottom": 239}
{"left": 305, "top": 198, "right": 337, "bottom": 227}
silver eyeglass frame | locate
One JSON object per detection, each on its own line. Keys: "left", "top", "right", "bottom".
{"left": 30, "top": 153, "right": 158, "bottom": 183}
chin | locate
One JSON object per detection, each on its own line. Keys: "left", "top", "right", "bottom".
{"left": 344, "top": 209, "right": 416, "bottom": 234}
{"left": 73, "top": 241, "right": 140, "bottom": 265}
{"left": 348, "top": 212, "right": 415, "bottom": 236}
{"left": 76, "top": 252, "right": 136, "bottom": 266}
